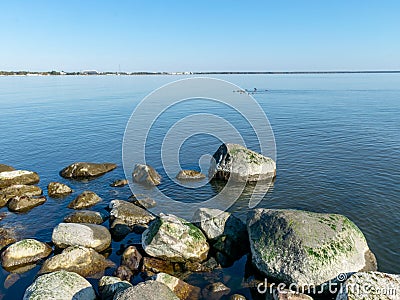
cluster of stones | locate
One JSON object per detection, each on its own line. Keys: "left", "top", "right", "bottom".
{"left": 0, "top": 144, "right": 398, "bottom": 300}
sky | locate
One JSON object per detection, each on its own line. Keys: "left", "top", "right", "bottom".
{"left": 0, "top": 0, "right": 399, "bottom": 72}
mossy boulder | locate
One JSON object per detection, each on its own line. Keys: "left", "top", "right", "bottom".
{"left": 1, "top": 239, "right": 52, "bottom": 269}
{"left": 0, "top": 184, "right": 42, "bottom": 207}
{"left": 0, "top": 170, "right": 40, "bottom": 189}
{"left": 64, "top": 210, "right": 106, "bottom": 224}
{"left": 60, "top": 162, "right": 117, "bottom": 179}
{"left": 142, "top": 214, "right": 209, "bottom": 262}
{"left": 247, "top": 209, "right": 377, "bottom": 289}
{"left": 8, "top": 195, "right": 47, "bottom": 212}
{"left": 67, "top": 190, "right": 101, "bottom": 210}
{"left": 47, "top": 182, "right": 73, "bottom": 197}
{"left": 114, "top": 280, "right": 179, "bottom": 300}
{"left": 52, "top": 222, "right": 111, "bottom": 252}
{"left": 208, "top": 143, "right": 276, "bottom": 182}
{"left": 132, "top": 164, "right": 161, "bottom": 186}
{"left": 39, "top": 245, "right": 114, "bottom": 277}
{"left": 23, "top": 270, "right": 96, "bottom": 300}
{"left": 336, "top": 271, "right": 400, "bottom": 300}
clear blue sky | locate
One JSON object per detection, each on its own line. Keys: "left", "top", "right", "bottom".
{"left": 1, "top": 0, "right": 399, "bottom": 72}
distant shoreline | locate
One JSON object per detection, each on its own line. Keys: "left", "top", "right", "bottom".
{"left": 1, "top": 70, "right": 400, "bottom": 76}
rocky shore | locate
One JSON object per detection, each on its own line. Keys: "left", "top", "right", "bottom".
{"left": 0, "top": 144, "right": 399, "bottom": 300}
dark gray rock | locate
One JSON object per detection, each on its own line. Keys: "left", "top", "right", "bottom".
{"left": 132, "top": 164, "right": 161, "bottom": 186}
{"left": 47, "top": 182, "right": 73, "bottom": 197}
{"left": 64, "top": 210, "right": 106, "bottom": 224}
{"left": 0, "top": 170, "right": 40, "bottom": 189}
{"left": 60, "top": 162, "right": 117, "bottom": 179}
{"left": 209, "top": 143, "right": 276, "bottom": 182}
{"left": 67, "top": 191, "right": 101, "bottom": 210}
{"left": 99, "top": 276, "right": 132, "bottom": 300}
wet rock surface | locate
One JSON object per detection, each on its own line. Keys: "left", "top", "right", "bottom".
{"left": 60, "top": 162, "right": 117, "bottom": 179}
{"left": 109, "top": 199, "right": 155, "bottom": 227}
{"left": 0, "top": 170, "right": 40, "bottom": 189}
{"left": 98, "top": 276, "right": 132, "bottom": 300}
{"left": 7, "top": 195, "right": 47, "bottom": 212}
{"left": 47, "top": 182, "right": 73, "bottom": 197}
{"left": 114, "top": 280, "right": 179, "bottom": 300}
{"left": 67, "top": 190, "right": 101, "bottom": 209}
{"left": 111, "top": 179, "right": 129, "bottom": 187}
{"left": 176, "top": 170, "right": 206, "bottom": 180}
{"left": 63, "top": 210, "right": 106, "bottom": 224}
{"left": 132, "top": 164, "right": 161, "bottom": 186}
{"left": 0, "top": 184, "right": 43, "bottom": 207}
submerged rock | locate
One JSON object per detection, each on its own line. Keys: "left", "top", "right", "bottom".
{"left": 111, "top": 179, "right": 129, "bottom": 187}
{"left": 0, "top": 170, "right": 40, "bottom": 189}
{"left": 0, "top": 185, "right": 43, "bottom": 207}
{"left": 67, "top": 190, "right": 101, "bottom": 210}
{"left": 336, "top": 271, "right": 400, "bottom": 300}
{"left": 0, "top": 227, "right": 16, "bottom": 249}
{"left": 63, "top": 210, "right": 105, "bottom": 224}
{"left": 47, "top": 182, "right": 73, "bottom": 197}
{"left": 202, "top": 282, "right": 231, "bottom": 300}
{"left": 60, "top": 162, "right": 117, "bottom": 179}
{"left": 52, "top": 222, "right": 111, "bottom": 252}
{"left": 114, "top": 280, "right": 179, "bottom": 300}
{"left": 153, "top": 272, "right": 201, "bottom": 300}
{"left": 132, "top": 164, "right": 161, "bottom": 186}
{"left": 1, "top": 239, "right": 52, "bottom": 269}
{"left": 193, "top": 208, "right": 248, "bottom": 262}
{"left": 121, "top": 245, "right": 142, "bottom": 272}
{"left": 40, "top": 245, "right": 114, "bottom": 277}
{"left": 142, "top": 214, "right": 209, "bottom": 263}
{"left": 142, "top": 256, "right": 182, "bottom": 276}
{"left": 208, "top": 143, "right": 276, "bottom": 182}
{"left": 8, "top": 195, "right": 47, "bottom": 212}
{"left": 109, "top": 199, "right": 155, "bottom": 227}
{"left": 0, "top": 164, "right": 14, "bottom": 173}
{"left": 113, "top": 265, "right": 134, "bottom": 281}
{"left": 247, "top": 209, "right": 377, "bottom": 289}
{"left": 23, "top": 270, "right": 96, "bottom": 300}
{"left": 176, "top": 170, "right": 206, "bottom": 180}
{"left": 129, "top": 194, "right": 157, "bottom": 209}
{"left": 99, "top": 276, "right": 132, "bottom": 300}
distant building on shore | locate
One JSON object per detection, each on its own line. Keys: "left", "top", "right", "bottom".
{"left": 81, "top": 70, "right": 99, "bottom": 75}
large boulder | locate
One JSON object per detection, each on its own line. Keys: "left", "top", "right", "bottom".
{"left": 52, "top": 223, "right": 111, "bottom": 252}
{"left": 23, "top": 270, "right": 96, "bottom": 300}
{"left": 142, "top": 214, "right": 209, "bottom": 262}
{"left": 40, "top": 245, "right": 114, "bottom": 277}
{"left": 247, "top": 209, "right": 377, "bottom": 289}
{"left": 109, "top": 200, "right": 155, "bottom": 227}
{"left": 47, "top": 182, "right": 73, "bottom": 197}
{"left": 153, "top": 272, "right": 201, "bottom": 300}
{"left": 193, "top": 208, "right": 248, "bottom": 258}
{"left": 0, "top": 184, "right": 43, "bottom": 207}
{"left": 336, "top": 271, "right": 400, "bottom": 300}
{"left": 1, "top": 239, "right": 52, "bottom": 269}
{"left": 8, "top": 195, "right": 47, "bottom": 212}
{"left": 67, "top": 190, "right": 101, "bottom": 209}
{"left": 0, "top": 164, "right": 14, "bottom": 172}
{"left": 64, "top": 210, "right": 106, "bottom": 224}
{"left": 60, "top": 162, "right": 117, "bottom": 179}
{"left": 208, "top": 143, "right": 276, "bottom": 182}
{"left": 114, "top": 280, "right": 179, "bottom": 300}
{"left": 176, "top": 170, "right": 206, "bottom": 180}
{"left": 0, "top": 170, "right": 40, "bottom": 189}
{"left": 98, "top": 276, "right": 132, "bottom": 300}
{"left": 132, "top": 164, "right": 161, "bottom": 186}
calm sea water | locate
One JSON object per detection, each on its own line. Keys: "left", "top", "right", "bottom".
{"left": 0, "top": 74, "right": 399, "bottom": 299}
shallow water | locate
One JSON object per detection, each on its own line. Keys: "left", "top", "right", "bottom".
{"left": 0, "top": 74, "right": 399, "bottom": 299}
